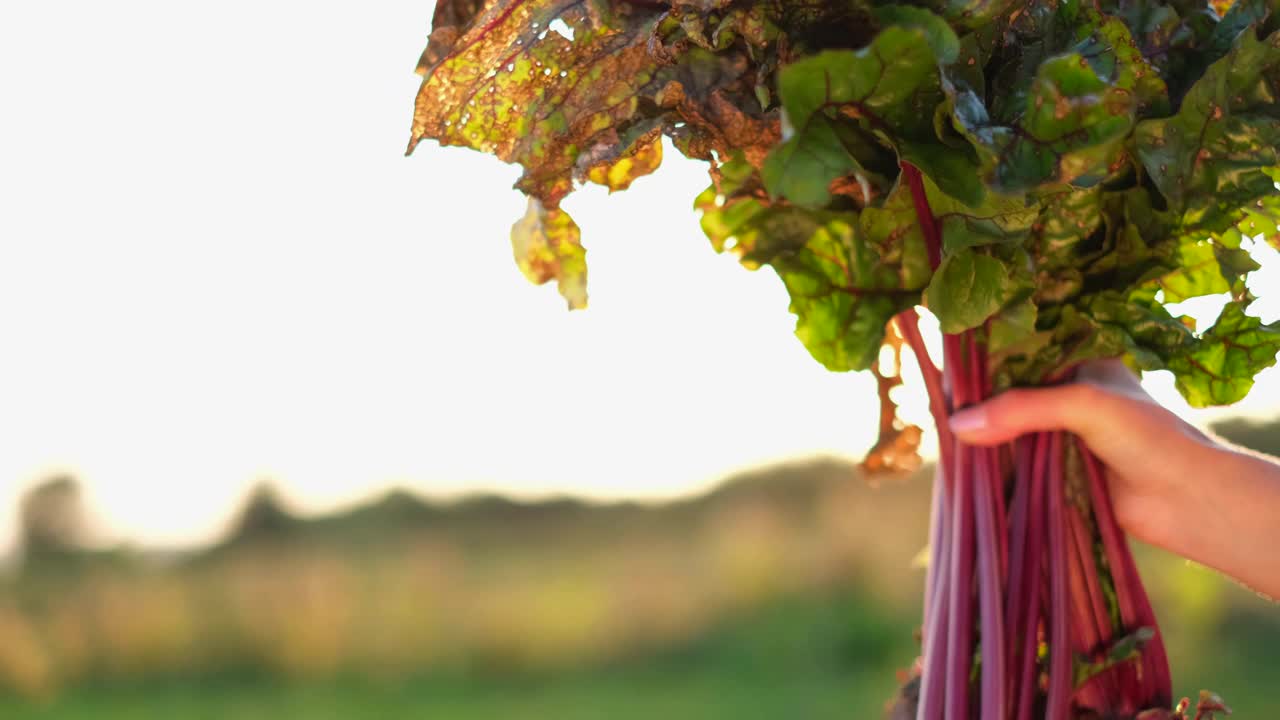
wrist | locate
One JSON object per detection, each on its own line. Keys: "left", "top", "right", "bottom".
{"left": 1115, "top": 429, "right": 1225, "bottom": 554}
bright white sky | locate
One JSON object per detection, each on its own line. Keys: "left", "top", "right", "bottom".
{"left": 1, "top": 1, "right": 1277, "bottom": 556}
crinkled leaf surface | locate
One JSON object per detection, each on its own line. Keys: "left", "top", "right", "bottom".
{"left": 1170, "top": 300, "right": 1280, "bottom": 405}
{"left": 412, "top": 0, "right": 1280, "bottom": 412}
{"left": 1134, "top": 28, "right": 1280, "bottom": 236}
{"left": 410, "top": 0, "right": 666, "bottom": 200}
{"left": 952, "top": 5, "right": 1167, "bottom": 193}
{"left": 924, "top": 248, "right": 1026, "bottom": 333}
{"left": 765, "top": 23, "right": 963, "bottom": 205}
{"left": 586, "top": 135, "right": 663, "bottom": 192}
{"left": 1141, "top": 237, "right": 1240, "bottom": 303}
{"left": 761, "top": 113, "right": 861, "bottom": 208}
{"left": 1085, "top": 290, "right": 1197, "bottom": 366}
{"left": 933, "top": 188, "right": 1037, "bottom": 252}
{"left": 963, "top": 52, "right": 1132, "bottom": 191}
{"left": 772, "top": 28, "right": 941, "bottom": 132}
{"left": 408, "top": 0, "right": 788, "bottom": 306}
{"left": 697, "top": 163, "right": 928, "bottom": 371}
{"left": 773, "top": 210, "right": 923, "bottom": 371}
{"left": 988, "top": 296, "right": 1042, "bottom": 356}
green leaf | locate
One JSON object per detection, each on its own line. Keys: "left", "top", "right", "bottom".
{"left": 925, "top": 0, "right": 1019, "bottom": 31}
{"left": 1054, "top": 304, "right": 1135, "bottom": 370}
{"left": 772, "top": 211, "right": 924, "bottom": 371}
{"left": 695, "top": 165, "right": 927, "bottom": 371}
{"left": 1072, "top": 14, "right": 1170, "bottom": 115}
{"left": 954, "top": 7, "right": 1161, "bottom": 192}
{"left": 898, "top": 140, "right": 986, "bottom": 207}
{"left": 766, "top": 23, "right": 955, "bottom": 205}
{"left": 1031, "top": 188, "right": 1104, "bottom": 274}
{"left": 510, "top": 199, "right": 587, "bottom": 309}
{"left": 775, "top": 29, "right": 943, "bottom": 132}
{"left": 924, "top": 249, "right": 1023, "bottom": 333}
{"left": 857, "top": 182, "right": 935, "bottom": 290}
{"left": 1148, "top": 239, "right": 1229, "bottom": 304}
{"left": 988, "top": 296, "right": 1043, "bottom": 356}
{"left": 696, "top": 154, "right": 808, "bottom": 263}
{"left": 873, "top": 5, "right": 961, "bottom": 64}
{"left": 1232, "top": 191, "right": 1280, "bottom": 252}
{"left": 696, "top": 189, "right": 768, "bottom": 255}
{"left": 934, "top": 189, "right": 1038, "bottom": 252}
{"left": 762, "top": 114, "right": 859, "bottom": 207}
{"left": 1134, "top": 28, "right": 1280, "bottom": 236}
{"left": 1074, "top": 627, "right": 1157, "bottom": 689}
{"left": 997, "top": 53, "right": 1132, "bottom": 189}
{"left": 770, "top": 222, "right": 923, "bottom": 372}
{"left": 1085, "top": 290, "right": 1196, "bottom": 367}
{"left": 1170, "top": 300, "right": 1280, "bottom": 406}
{"left": 1138, "top": 236, "right": 1259, "bottom": 304}
{"left": 1206, "top": 0, "right": 1280, "bottom": 58}
{"left": 1103, "top": 0, "right": 1186, "bottom": 69}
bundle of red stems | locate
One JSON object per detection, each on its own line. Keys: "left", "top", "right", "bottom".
{"left": 898, "top": 163, "right": 1173, "bottom": 720}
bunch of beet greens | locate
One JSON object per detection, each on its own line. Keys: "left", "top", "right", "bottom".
{"left": 407, "top": 0, "right": 1280, "bottom": 716}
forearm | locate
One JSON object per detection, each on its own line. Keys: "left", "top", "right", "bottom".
{"left": 1157, "top": 443, "right": 1280, "bottom": 600}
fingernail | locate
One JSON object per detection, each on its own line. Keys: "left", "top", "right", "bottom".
{"left": 948, "top": 407, "right": 988, "bottom": 434}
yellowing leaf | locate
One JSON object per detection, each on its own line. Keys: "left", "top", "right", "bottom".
{"left": 511, "top": 199, "right": 587, "bottom": 309}
{"left": 585, "top": 136, "right": 663, "bottom": 192}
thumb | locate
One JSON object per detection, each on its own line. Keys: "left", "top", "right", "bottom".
{"left": 948, "top": 383, "right": 1124, "bottom": 449}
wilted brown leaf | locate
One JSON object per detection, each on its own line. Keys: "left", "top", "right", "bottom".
{"left": 408, "top": 0, "right": 777, "bottom": 207}
{"left": 585, "top": 132, "right": 663, "bottom": 192}
{"left": 861, "top": 318, "right": 924, "bottom": 478}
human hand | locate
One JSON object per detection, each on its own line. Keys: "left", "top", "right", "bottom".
{"left": 948, "top": 359, "right": 1280, "bottom": 598}
{"left": 946, "top": 359, "right": 1213, "bottom": 548}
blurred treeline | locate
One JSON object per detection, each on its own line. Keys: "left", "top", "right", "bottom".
{"left": 0, "top": 418, "right": 1277, "bottom": 717}
{"left": 0, "top": 460, "right": 929, "bottom": 700}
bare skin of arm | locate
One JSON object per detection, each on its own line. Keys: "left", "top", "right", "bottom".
{"left": 949, "top": 359, "right": 1280, "bottom": 600}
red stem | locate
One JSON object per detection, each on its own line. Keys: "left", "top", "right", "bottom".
{"left": 1014, "top": 432, "right": 1050, "bottom": 720}
{"left": 945, "top": 438, "right": 975, "bottom": 719}
{"left": 923, "top": 462, "right": 946, "bottom": 625}
{"left": 1082, "top": 442, "right": 1173, "bottom": 709}
{"left": 901, "top": 160, "right": 963, "bottom": 720}
{"left": 898, "top": 308, "right": 953, "bottom": 470}
{"left": 1046, "top": 433, "right": 1071, "bottom": 720}
{"left": 974, "top": 445, "right": 1007, "bottom": 720}
{"left": 917, "top": 464, "right": 952, "bottom": 720}
{"left": 1064, "top": 497, "right": 1114, "bottom": 711}
{"left": 901, "top": 162, "right": 943, "bottom": 268}
{"left": 1004, "top": 436, "right": 1033, "bottom": 709}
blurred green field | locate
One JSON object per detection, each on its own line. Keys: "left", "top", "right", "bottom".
{"left": 1, "top": 416, "right": 1276, "bottom": 718}
{"left": 0, "top": 594, "right": 909, "bottom": 719}
{"left": 1, "top": 584, "right": 1276, "bottom": 719}
{"left": 0, "top": 678, "right": 883, "bottom": 720}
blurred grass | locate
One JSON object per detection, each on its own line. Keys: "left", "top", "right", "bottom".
{"left": 0, "top": 583, "right": 1274, "bottom": 718}
{"left": 0, "top": 592, "right": 911, "bottom": 720}
{"left": 0, "top": 415, "right": 1276, "bottom": 718}
{"left": 0, "top": 673, "right": 891, "bottom": 720}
